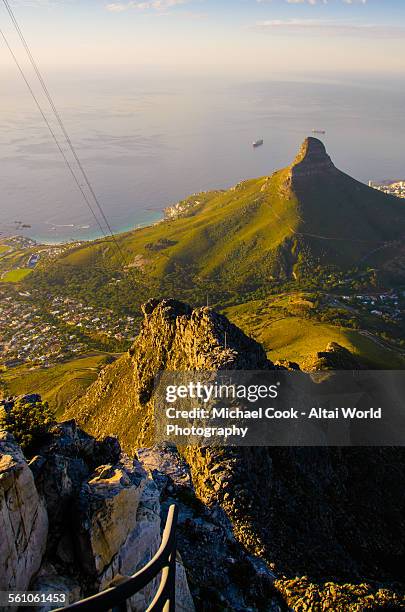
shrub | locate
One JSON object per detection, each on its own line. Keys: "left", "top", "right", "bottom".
{"left": 0, "top": 398, "right": 55, "bottom": 453}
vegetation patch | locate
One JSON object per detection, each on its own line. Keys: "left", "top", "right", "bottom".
{"left": 1, "top": 268, "right": 33, "bottom": 282}
{"left": 0, "top": 354, "right": 115, "bottom": 417}
{"left": 275, "top": 577, "right": 405, "bottom": 611}
{"left": 0, "top": 395, "right": 55, "bottom": 453}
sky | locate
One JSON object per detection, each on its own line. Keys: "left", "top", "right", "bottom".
{"left": 0, "top": 0, "right": 405, "bottom": 77}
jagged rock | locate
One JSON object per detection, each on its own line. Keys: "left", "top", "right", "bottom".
{"left": 1, "top": 419, "right": 195, "bottom": 611}
{"left": 74, "top": 456, "right": 146, "bottom": 577}
{"left": 31, "top": 421, "right": 123, "bottom": 557}
{"left": 274, "top": 359, "right": 300, "bottom": 371}
{"left": 66, "top": 299, "right": 272, "bottom": 450}
{"left": 0, "top": 431, "right": 48, "bottom": 593}
{"left": 38, "top": 420, "right": 120, "bottom": 467}
{"left": 172, "top": 491, "right": 277, "bottom": 611}
{"left": 137, "top": 444, "right": 193, "bottom": 492}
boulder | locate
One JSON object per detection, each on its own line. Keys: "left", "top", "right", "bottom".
{"left": 74, "top": 456, "right": 147, "bottom": 577}
{"left": 302, "top": 342, "right": 363, "bottom": 371}
{"left": 100, "top": 478, "right": 162, "bottom": 611}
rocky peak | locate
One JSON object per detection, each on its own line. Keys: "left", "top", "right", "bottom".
{"left": 288, "top": 137, "right": 336, "bottom": 183}
{"left": 64, "top": 299, "right": 273, "bottom": 451}
{"left": 136, "top": 298, "right": 272, "bottom": 372}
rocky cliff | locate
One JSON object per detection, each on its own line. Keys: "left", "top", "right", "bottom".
{"left": 0, "top": 431, "right": 48, "bottom": 594}
{"left": 65, "top": 299, "right": 405, "bottom": 610}
{"left": 0, "top": 418, "right": 194, "bottom": 611}
{"left": 289, "top": 137, "right": 336, "bottom": 182}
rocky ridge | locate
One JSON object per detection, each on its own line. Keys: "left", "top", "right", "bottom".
{"left": 301, "top": 341, "right": 363, "bottom": 371}
{"left": 65, "top": 299, "right": 405, "bottom": 610}
{"left": 66, "top": 298, "right": 271, "bottom": 450}
{"left": 65, "top": 299, "right": 281, "bottom": 609}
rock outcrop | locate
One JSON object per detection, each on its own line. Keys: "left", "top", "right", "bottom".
{"left": 74, "top": 458, "right": 148, "bottom": 580}
{"left": 137, "top": 444, "right": 278, "bottom": 612}
{"left": 302, "top": 341, "right": 363, "bottom": 371}
{"left": 0, "top": 431, "right": 48, "bottom": 594}
{"left": 66, "top": 298, "right": 271, "bottom": 451}
{"left": 0, "top": 420, "right": 194, "bottom": 611}
{"left": 289, "top": 137, "right": 336, "bottom": 182}
{"left": 66, "top": 300, "right": 282, "bottom": 609}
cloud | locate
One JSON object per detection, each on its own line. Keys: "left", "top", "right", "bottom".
{"left": 253, "top": 18, "right": 404, "bottom": 37}
{"left": 12, "top": 0, "right": 70, "bottom": 5}
{"left": 284, "top": 1, "right": 327, "bottom": 4}
{"left": 256, "top": 0, "right": 368, "bottom": 4}
{"left": 105, "top": 0, "right": 189, "bottom": 12}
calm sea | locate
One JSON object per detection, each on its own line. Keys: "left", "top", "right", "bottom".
{"left": 1, "top": 71, "right": 404, "bottom": 244}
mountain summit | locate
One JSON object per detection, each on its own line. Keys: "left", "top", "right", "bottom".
{"left": 290, "top": 137, "right": 336, "bottom": 180}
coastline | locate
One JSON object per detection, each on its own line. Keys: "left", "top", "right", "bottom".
{"left": 9, "top": 209, "right": 164, "bottom": 247}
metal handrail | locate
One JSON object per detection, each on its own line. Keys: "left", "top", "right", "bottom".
{"left": 54, "top": 504, "right": 178, "bottom": 612}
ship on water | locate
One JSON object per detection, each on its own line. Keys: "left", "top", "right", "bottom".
{"left": 253, "top": 139, "right": 264, "bottom": 148}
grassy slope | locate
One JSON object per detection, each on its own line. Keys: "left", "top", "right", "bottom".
{"left": 224, "top": 298, "right": 405, "bottom": 369}
{"left": 0, "top": 353, "right": 115, "bottom": 417}
{"left": 1, "top": 268, "right": 33, "bottom": 282}
{"left": 43, "top": 168, "right": 300, "bottom": 286}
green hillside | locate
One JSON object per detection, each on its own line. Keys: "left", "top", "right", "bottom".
{"left": 224, "top": 296, "right": 405, "bottom": 369}
{"left": 34, "top": 167, "right": 299, "bottom": 288}
{"left": 29, "top": 138, "right": 405, "bottom": 303}
{"left": 1, "top": 268, "right": 33, "bottom": 282}
{"left": 0, "top": 353, "right": 115, "bottom": 417}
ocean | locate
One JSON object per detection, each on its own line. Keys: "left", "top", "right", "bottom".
{"left": 1, "top": 71, "right": 404, "bottom": 244}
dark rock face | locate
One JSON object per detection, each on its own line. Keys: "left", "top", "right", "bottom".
{"left": 137, "top": 444, "right": 279, "bottom": 612}
{"left": 290, "top": 137, "right": 336, "bottom": 181}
